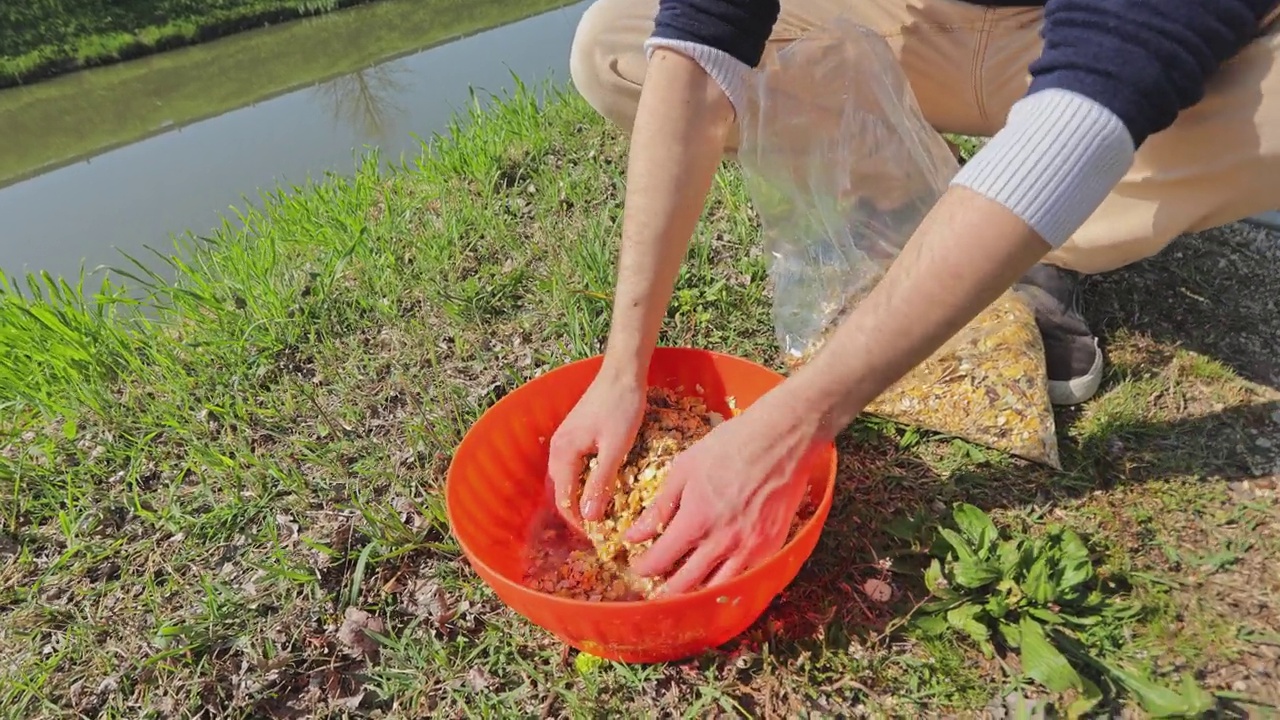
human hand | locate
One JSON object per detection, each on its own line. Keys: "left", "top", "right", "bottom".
{"left": 546, "top": 369, "right": 646, "bottom": 530}
{"left": 623, "top": 388, "right": 825, "bottom": 595}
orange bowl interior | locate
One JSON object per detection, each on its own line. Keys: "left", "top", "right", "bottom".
{"left": 444, "top": 347, "right": 838, "bottom": 664}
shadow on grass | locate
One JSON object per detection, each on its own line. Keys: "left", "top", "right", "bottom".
{"left": 722, "top": 398, "right": 1279, "bottom": 661}
{"left": 1083, "top": 224, "right": 1280, "bottom": 392}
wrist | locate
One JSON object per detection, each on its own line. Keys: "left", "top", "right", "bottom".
{"left": 784, "top": 351, "right": 878, "bottom": 442}
{"left": 597, "top": 341, "right": 651, "bottom": 387}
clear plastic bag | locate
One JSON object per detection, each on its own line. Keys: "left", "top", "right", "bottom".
{"left": 737, "top": 17, "right": 1061, "bottom": 468}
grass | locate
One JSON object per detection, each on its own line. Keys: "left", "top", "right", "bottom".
{"left": 2, "top": 81, "right": 1279, "bottom": 718}
{"left": 0, "top": 0, "right": 382, "bottom": 87}
{"left": 0, "top": 0, "right": 581, "bottom": 186}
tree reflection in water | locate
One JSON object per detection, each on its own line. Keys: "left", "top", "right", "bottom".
{"left": 313, "top": 62, "right": 410, "bottom": 143}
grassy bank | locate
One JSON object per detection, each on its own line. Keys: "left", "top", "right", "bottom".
{"left": 2, "top": 84, "right": 1279, "bottom": 718}
{"left": 0, "top": 0, "right": 582, "bottom": 186}
{"left": 0, "top": 0, "right": 381, "bottom": 87}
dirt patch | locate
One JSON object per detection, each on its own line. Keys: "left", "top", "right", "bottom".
{"left": 1086, "top": 222, "right": 1280, "bottom": 393}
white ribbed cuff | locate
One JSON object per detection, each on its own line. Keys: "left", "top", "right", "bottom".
{"left": 951, "top": 88, "right": 1135, "bottom": 248}
{"left": 643, "top": 37, "right": 751, "bottom": 119}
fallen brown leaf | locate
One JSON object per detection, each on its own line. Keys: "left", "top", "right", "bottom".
{"left": 336, "top": 607, "right": 385, "bottom": 661}
{"left": 861, "top": 578, "right": 893, "bottom": 603}
{"left": 401, "top": 577, "right": 454, "bottom": 630}
{"left": 467, "top": 666, "right": 495, "bottom": 693}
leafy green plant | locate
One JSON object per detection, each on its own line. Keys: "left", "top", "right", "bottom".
{"left": 914, "top": 503, "right": 1215, "bottom": 719}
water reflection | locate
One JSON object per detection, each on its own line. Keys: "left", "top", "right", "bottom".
{"left": 313, "top": 64, "right": 410, "bottom": 143}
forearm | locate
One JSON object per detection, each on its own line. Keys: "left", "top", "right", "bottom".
{"left": 791, "top": 187, "right": 1052, "bottom": 439}
{"left": 600, "top": 48, "right": 734, "bottom": 382}
{"left": 779, "top": 76, "right": 1138, "bottom": 438}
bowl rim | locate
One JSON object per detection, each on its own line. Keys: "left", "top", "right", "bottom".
{"left": 444, "top": 346, "right": 840, "bottom": 611}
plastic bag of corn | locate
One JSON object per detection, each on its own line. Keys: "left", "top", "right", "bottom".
{"left": 737, "top": 17, "right": 1060, "bottom": 468}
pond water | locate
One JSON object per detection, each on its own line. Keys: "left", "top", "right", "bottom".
{"left": 0, "top": 0, "right": 591, "bottom": 284}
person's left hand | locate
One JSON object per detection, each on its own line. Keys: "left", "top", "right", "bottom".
{"left": 622, "top": 386, "right": 828, "bottom": 595}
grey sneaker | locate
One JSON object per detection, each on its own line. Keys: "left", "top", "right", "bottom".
{"left": 1015, "top": 264, "right": 1105, "bottom": 406}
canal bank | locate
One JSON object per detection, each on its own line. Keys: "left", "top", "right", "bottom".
{"left": 1, "top": 0, "right": 383, "bottom": 88}
{"left": 0, "top": 0, "right": 581, "bottom": 187}
{"left": 0, "top": 0, "right": 589, "bottom": 283}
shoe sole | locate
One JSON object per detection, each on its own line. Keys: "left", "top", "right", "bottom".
{"left": 1048, "top": 337, "right": 1104, "bottom": 406}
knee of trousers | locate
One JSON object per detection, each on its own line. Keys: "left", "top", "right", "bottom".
{"left": 569, "top": 0, "right": 643, "bottom": 133}
{"left": 1044, "top": 206, "right": 1190, "bottom": 276}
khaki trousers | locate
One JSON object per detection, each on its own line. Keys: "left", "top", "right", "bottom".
{"left": 568, "top": 0, "right": 1280, "bottom": 274}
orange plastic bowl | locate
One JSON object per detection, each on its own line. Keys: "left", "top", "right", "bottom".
{"left": 444, "top": 347, "right": 838, "bottom": 663}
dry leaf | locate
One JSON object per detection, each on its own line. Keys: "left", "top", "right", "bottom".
{"left": 275, "top": 513, "right": 300, "bottom": 545}
{"left": 331, "top": 692, "right": 366, "bottom": 710}
{"left": 467, "top": 666, "right": 495, "bottom": 692}
{"left": 861, "top": 578, "right": 893, "bottom": 603}
{"left": 336, "top": 608, "right": 385, "bottom": 660}
{"left": 68, "top": 675, "right": 118, "bottom": 712}
{"left": 402, "top": 578, "right": 454, "bottom": 629}
{"left": 392, "top": 496, "right": 424, "bottom": 529}
{"left": 303, "top": 513, "right": 356, "bottom": 569}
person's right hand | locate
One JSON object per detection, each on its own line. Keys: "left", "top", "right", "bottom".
{"left": 546, "top": 369, "right": 646, "bottom": 530}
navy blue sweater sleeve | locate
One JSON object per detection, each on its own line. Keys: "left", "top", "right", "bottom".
{"left": 1028, "top": 0, "right": 1277, "bottom": 146}
{"left": 650, "top": 0, "right": 778, "bottom": 67}
{"left": 650, "top": 0, "right": 1278, "bottom": 147}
